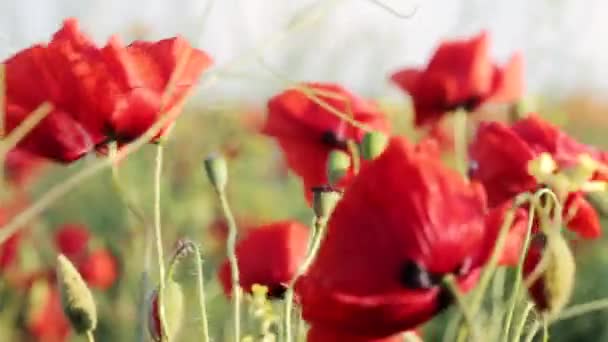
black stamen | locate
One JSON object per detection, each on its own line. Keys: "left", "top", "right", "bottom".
{"left": 399, "top": 261, "right": 440, "bottom": 289}
{"left": 320, "top": 131, "right": 347, "bottom": 149}
{"left": 267, "top": 283, "right": 288, "bottom": 300}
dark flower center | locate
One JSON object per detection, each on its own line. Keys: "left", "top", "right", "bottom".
{"left": 399, "top": 258, "right": 475, "bottom": 289}
{"left": 267, "top": 283, "right": 288, "bottom": 300}
{"left": 320, "top": 130, "right": 348, "bottom": 149}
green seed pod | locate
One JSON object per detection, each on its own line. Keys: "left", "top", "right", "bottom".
{"left": 524, "top": 232, "right": 575, "bottom": 318}
{"left": 204, "top": 154, "right": 228, "bottom": 193}
{"left": 312, "top": 186, "right": 342, "bottom": 221}
{"left": 148, "top": 280, "right": 184, "bottom": 341}
{"left": 56, "top": 254, "right": 97, "bottom": 334}
{"left": 360, "top": 131, "right": 389, "bottom": 160}
{"left": 326, "top": 150, "right": 351, "bottom": 185}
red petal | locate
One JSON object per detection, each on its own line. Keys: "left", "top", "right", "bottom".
{"left": 469, "top": 121, "right": 537, "bottom": 207}
{"left": 218, "top": 221, "right": 309, "bottom": 297}
{"left": 487, "top": 52, "right": 524, "bottom": 103}
{"left": 78, "top": 249, "right": 119, "bottom": 289}
{"left": 482, "top": 202, "right": 530, "bottom": 267}
{"left": 564, "top": 193, "right": 602, "bottom": 238}
{"left": 54, "top": 224, "right": 90, "bottom": 257}
{"left": 307, "top": 325, "right": 411, "bottom": 342}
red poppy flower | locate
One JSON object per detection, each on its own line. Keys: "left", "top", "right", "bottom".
{"left": 470, "top": 115, "right": 604, "bottom": 238}
{"left": 3, "top": 18, "right": 212, "bottom": 162}
{"left": 0, "top": 197, "right": 28, "bottom": 271}
{"left": 307, "top": 325, "right": 416, "bottom": 342}
{"left": 26, "top": 284, "right": 71, "bottom": 342}
{"left": 54, "top": 224, "right": 90, "bottom": 259}
{"left": 4, "top": 148, "right": 46, "bottom": 187}
{"left": 78, "top": 248, "right": 119, "bottom": 289}
{"left": 297, "top": 137, "right": 513, "bottom": 337}
{"left": 263, "top": 83, "right": 390, "bottom": 200}
{"left": 218, "top": 220, "right": 310, "bottom": 298}
{"left": 391, "top": 31, "right": 523, "bottom": 127}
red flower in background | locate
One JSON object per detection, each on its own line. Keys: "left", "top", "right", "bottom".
{"left": 469, "top": 115, "right": 605, "bottom": 238}
{"left": 26, "top": 284, "right": 70, "bottom": 342}
{"left": 218, "top": 220, "right": 309, "bottom": 299}
{"left": 0, "top": 197, "right": 29, "bottom": 272}
{"left": 3, "top": 18, "right": 212, "bottom": 163}
{"left": 4, "top": 149, "right": 47, "bottom": 187}
{"left": 264, "top": 83, "right": 389, "bottom": 200}
{"left": 297, "top": 137, "right": 519, "bottom": 338}
{"left": 54, "top": 224, "right": 90, "bottom": 259}
{"left": 391, "top": 31, "right": 523, "bottom": 127}
{"left": 79, "top": 249, "right": 118, "bottom": 290}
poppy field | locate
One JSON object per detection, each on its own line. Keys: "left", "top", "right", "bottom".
{"left": 2, "top": 3, "right": 608, "bottom": 342}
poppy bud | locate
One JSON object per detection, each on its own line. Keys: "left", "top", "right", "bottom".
{"left": 524, "top": 232, "right": 575, "bottom": 317}
{"left": 360, "top": 131, "right": 389, "bottom": 160}
{"left": 327, "top": 150, "right": 351, "bottom": 185}
{"left": 204, "top": 154, "right": 228, "bottom": 193}
{"left": 56, "top": 254, "right": 97, "bottom": 334}
{"left": 312, "top": 186, "right": 342, "bottom": 221}
{"left": 148, "top": 281, "right": 184, "bottom": 341}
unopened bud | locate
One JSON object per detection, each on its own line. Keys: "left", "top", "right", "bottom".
{"left": 523, "top": 233, "right": 575, "bottom": 317}
{"left": 327, "top": 150, "right": 351, "bottom": 185}
{"left": 204, "top": 154, "right": 228, "bottom": 193}
{"left": 148, "top": 281, "right": 184, "bottom": 342}
{"left": 56, "top": 254, "right": 97, "bottom": 334}
{"left": 360, "top": 131, "right": 389, "bottom": 160}
{"left": 311, "top": 186, "right": 342, "bottom": 220}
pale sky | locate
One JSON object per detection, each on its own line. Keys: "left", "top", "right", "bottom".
{"left": 1, "top": 0, "right": 606, "bottom": 101}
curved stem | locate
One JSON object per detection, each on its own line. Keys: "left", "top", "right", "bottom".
{"left": 86, "top": 331, "right": 96, "bottom": 342}
{"left": 217, "top": 190, "right": 241, "bottom": 342}
{"left": 502, "top": 201, "right": 537, "bottom": 341}
{"left": 153, "top": 144, "right": 169, "bottom": 341}
{"left": 284, "top": 217, "right": 327, "bottom": 342}
{"left": 542, "top": 316, "right": 549, "bottom": 342}
{"left": 524, "top": 321, "right": 540, "bottom": 342}
{"left": 453, "top": 109, "right": 468, "bottom": 178}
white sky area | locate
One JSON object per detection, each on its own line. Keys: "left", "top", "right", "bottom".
{"left": 1, "top": 0, "right": 607, "bottom": 102}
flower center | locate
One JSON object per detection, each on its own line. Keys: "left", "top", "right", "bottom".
{"left": 320, "top": 131, "right": 347, "bottom": 149}
{"left": 267, "top": 283, "right": 288, "bottom": 300}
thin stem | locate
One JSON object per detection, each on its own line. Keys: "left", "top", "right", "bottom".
{"left": 512, "top": 303, "right": 534, "bottom": 342}
{"left": 284, "top": 217, "right": 327, "bottom": 342}
{"left": 503, "top": 201, "right": 536, "bottom": 341}
{"left": 524, "top": 321, "right": 540, "bottom": 342}
{"left": 0, "top": 102, "right": 53, "bottom": 155}
{"left": 453, "top": 108, "right": 468, "bottom": 177}
{"left": 153, "top": 144, "right": 169, "bottom": 341}
{"left": 86, "top": 331, "right": 95, "bottom": 342}
{"left": 542, "top": 315, "right": 549, "bottom": 342}
{"left": 347, "top": 140, "right": 360, "bottom": 174}
{"left": 0, "top": 63, "right": 5, "bottom": 137}
{"left": 556, "top": 298, "right": 608, "bottom": 322}
{"left": 442, "top": 274, "right": 479, "bottom": 341}
{"left": 192, "top": 243, "right": 211, "bottom": 342}
{"left": 366, "top": 0, "right": 418, "bottom": 18}
{"left": 217, "top": 190, "right": 241, "bottom": 342}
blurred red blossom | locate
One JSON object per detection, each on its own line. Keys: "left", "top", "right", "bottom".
{"left": 4, "top": 148, "right": 47, "bottom": 187}
{"left": 263, "top": 83, "right": 390, "bottom": 201}
{"left": 297, "top": 137, "right": 519, "bottom": 337}
{"left": 54, "top": 224, "right": 90, "bottom": 259}
{"left": 26, "top": 284, "right": 70, "bottom": 342}
{"left": 0, "top": 196, "right": 29, "bottom": 272}
{"left": 391, "top": 31, "right": 523, "bottom": 127}
{"left": 3, "top": 18, "right": 212, "bottom": 163}
{"left": 307, "top": 325, "right": 417, "bottom": 342}
{"left": 78, "top": 248, "right": 119, "bottom": 290}
{"left": 218, "top": 220, "right": 309, "bottom": 299}
{"left": 469, "top": 115, "right": 605, "bottom": 238}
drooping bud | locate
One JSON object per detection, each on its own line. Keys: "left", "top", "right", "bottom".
{"left": 148, "top": 281, "right": 184, "bottom": 342}
{"left": 56, "top": 254, "right": 97, "bottom": 334}
{"left": 204, "top": 154, "right": 228, "bottom": 193}
{"left": 311, "top": 186, "right": 342, "bottom": 221}
{"left": 360, "top": 131, "right": 389, "bottom": 160}
{"left": 523, "top": 232, "right": 575, "bottom": 317}
{"left": 326, "top": 150, "right": 351, "bottom": 185}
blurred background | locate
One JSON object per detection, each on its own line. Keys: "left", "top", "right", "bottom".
{"left": 1, "top": 0, "right": 608, "bottom": 341}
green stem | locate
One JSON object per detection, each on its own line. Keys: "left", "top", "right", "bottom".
{"left": 512, "top": 303, "right": 534, "bottom": 342}
{"left": 453, "top": 108, "right": 468, "bottom": 178}
{"left": 192, "top": 243, "right": 211, "bottom": 342}
{"left": 86, "top": 331, "right": 95, "bottom": 342}
{"left": 153, "top": 144, "right": 169, "bottom": 342}
{"left": 524, "top": 321, "right": 540, "bottom": 342}
{"left": 442, "top": 274, "right": 479, "bottom": 341}
{"left": 542, "top": 316, "right": 549, "bottom": 342}
{"left": 284, "top": 217, "right": 327, "bottom": 342}
{"left": 217, "top": 190, "right": 241, "bottom": 342}
{"left": 502, "top": 201, "right": 536, "bottom": 341}
{"left": 556, "top": 298, "right": 608, "bottom": 322}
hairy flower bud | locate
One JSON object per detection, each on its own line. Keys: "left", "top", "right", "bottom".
{"left": 523, "top": 232, "right": 575, "bottom": 317}
{"left": 56, "top": 254, "right": 97, "bottom": 334}
{"left": 204, "top": 154, "right": 228, "bottom": 193}
{"left": 311, "top": 186, "right": 342, "bottom": 221}
{"left": 148, "top": 281, "right": 184, "bottom": 341}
